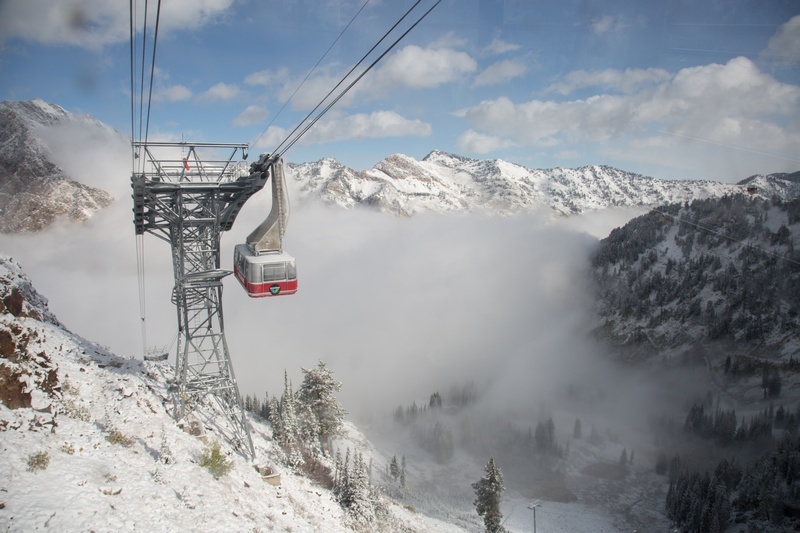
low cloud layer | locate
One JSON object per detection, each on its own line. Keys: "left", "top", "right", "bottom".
{"left": 0, "top": 191, "right": 628, "bottom": 421}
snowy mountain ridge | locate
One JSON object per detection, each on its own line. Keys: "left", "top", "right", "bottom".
{"left": 3, "top": 98, "right": 798, "bottom": 233}
{"left": 287, "top": 150, "right": 793, "bottom": 218}
{"left": 0, "top": 99, "right": 115, "bottom": 232}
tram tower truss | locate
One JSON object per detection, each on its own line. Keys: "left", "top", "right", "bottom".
{"left": 131, "top": 141, "right": 272, "bottom": 457}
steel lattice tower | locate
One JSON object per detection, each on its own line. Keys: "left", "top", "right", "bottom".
{"left": 132, "top": 141, "right": 270, "bottom": 457}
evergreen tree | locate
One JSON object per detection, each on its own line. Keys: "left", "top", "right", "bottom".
{"left": 390, "top": 455, "right": 400, "bottom": 481}
{"left": 268, "top": 395, "right": 282, "bottom": 441}
{"left": 573, "top": 417, "right": 582, "bottom": 439}
{"left": 472, "top": 456, "right": 506, "bottom": 533}
{"left": 619, "top": 448, "right": 628, "bottom": 467}
{"left": 429, "top": 391, "right": 443, "bottom": 409}
{"left": 297, "top": 361, "right": 347, "bottom": 453}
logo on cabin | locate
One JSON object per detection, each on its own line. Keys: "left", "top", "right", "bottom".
{"left": 269, "top": 284, "right": 281, "bottom": 295}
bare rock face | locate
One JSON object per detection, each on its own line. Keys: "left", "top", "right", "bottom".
{"left": 0, "top": 99, "right": 114, "bottom": 233}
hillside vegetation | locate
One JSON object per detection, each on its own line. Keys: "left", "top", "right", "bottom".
{"left": 592, "top": 194, "right": 800, "bottom": 362}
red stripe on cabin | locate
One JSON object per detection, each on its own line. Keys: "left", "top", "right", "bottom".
{"left": 234, "top": 267, "right": 297, "bottom": 297}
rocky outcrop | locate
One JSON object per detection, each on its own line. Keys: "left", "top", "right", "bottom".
{"left": 0, "top": 99, "right": 114, "bottom": 233}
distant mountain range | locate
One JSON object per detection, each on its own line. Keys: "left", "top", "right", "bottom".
{"left": 288, "top": 152, "right": 752, "bottom": 217}
{"left": 1, "top": 98, "right": 798, "bottom": 232}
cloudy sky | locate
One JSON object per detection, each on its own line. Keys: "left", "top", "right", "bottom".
{"left": 1, "top": 0, "right": 798, "bottom": 182}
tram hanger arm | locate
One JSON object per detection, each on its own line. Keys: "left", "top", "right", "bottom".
{"left": 246, "top": 154, "right": 290, "bottom": 254}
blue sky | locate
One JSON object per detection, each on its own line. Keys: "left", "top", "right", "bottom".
{"left": 1, "top": 0, "right": 799, "bottom": 182}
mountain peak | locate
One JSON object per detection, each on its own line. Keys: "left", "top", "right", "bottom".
{"left": 0, "top": 99, "right": 115, "bottom": 233}
{"left": 287, "top": 152, "right": 790, "bottom": 217}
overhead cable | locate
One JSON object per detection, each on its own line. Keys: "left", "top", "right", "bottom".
{"left": 271, "top": 0, "right": 440, "bottom": 159}
{"left": 250, "top": 0, "right": 373, "bottom": 149}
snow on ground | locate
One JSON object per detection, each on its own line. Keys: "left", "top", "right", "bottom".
{"left": 0, "top": 255, "right": 463, "bottom": 532}
{"left": 0, "top": 253, "right": 677, "bottom": 531}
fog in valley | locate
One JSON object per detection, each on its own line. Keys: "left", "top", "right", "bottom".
{"left": 0, "top": 141, "right": 716, "bottom": 529}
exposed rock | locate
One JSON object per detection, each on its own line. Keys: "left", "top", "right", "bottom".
{"left": 0, "top": 99, "right": 114, "bottom": 233}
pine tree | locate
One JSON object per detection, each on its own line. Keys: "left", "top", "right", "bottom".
{"left": 472, "top": 456, "right": 506, "bottom": 533}
{"left": 280, "top": 371, "right": 300, "bottom": 448}
{"left": 297, "top": 360, "right": 347, "bottom": 452}
{"left": 268, "top": 395, "right": 282, "bottom": 441}
{"left": 390, "top": 455, "right": 400, "bottom": 481}
{"left": 573, "top": 417, "right": 582, "bottom": 439}
{"left": 347, "top": 451, "right": 373, "bottom": 523}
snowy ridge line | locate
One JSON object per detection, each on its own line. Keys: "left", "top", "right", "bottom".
{"left": 287, "top": 150, "right": 797, "bottom": 218}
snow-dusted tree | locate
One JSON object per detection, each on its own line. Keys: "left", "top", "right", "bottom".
{"left": 399, "top": 465, "right": 406, "bottom": 488}
{"left": 297, "top": 360, "right": 347, "bottom": 452}
{"left": 472, "top": 456, "right": 505, "bottom": 533}
{"left": 573, "top": 417, "right": 582, "bottom": 439}
{"left": 333, "top": 449, "right": 345, "bottom": 500}
{"left": 296, "top": 399, "right": 321, "bottom": 455}
{"left": 268, "top": 395, "right": 282, "bottom": 441}
{"left": 280, "top": 372, "right": 301, "bottom": 446}
{"left": 390, "top": 455, "right": 400, "bottom": 481}
{"left": 347, "top": 451, "right": 374, "bottom": 523}
{"left": 335, "top": 448, "right": 375, "bottom": 523}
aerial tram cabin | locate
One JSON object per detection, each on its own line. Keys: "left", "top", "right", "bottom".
{"left": 234, "top": 244, "right": 297, "bottom": 297}
{"left": 233, "top": 155, "right": 297, "bottom": 298}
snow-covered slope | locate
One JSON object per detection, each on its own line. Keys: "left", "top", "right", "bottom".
{"left": 591, "top": 194, "right": 800, "bottom": 363}
{"left": 288, "top": 150, "right": 759, "bottom": 217}
{"left": 0, "top": 99, "right": 115, "bottom": 233}
{"left": 0, "top": 255, "right": 462, "bottom": 532}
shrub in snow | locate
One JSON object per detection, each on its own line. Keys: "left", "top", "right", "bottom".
{"left": 159, "top": 425, "right": 174, "bottom": 465}
{"left": 106, "top": 429, "right": 135, "bottom": 447}
{"left": 26, "top": 450, "right": 50, "bottom": 473}
{"left": 200, "top": 440, "right": 233, "bottom": 479}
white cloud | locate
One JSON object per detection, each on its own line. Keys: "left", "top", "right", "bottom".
{"left": 545, "top": 67, "right": 671, "bottom": 95}
{"left": 303, "top": 110, "right": 431, "bottom": 144}
{"left": 244, "top": 67, "right": 291, "bottom": 87}
{"left": 590, "top": 15, "right": 627, "bottom": 35}
{"left": 761, "top": 15, "right": 800, "bottom": 67}
{"left": 459, "top": 57, "right": 800, "bottom": 179}
{"left": 0, "top": 0, "right": 235, "bottom": 48}
{"left": 457, "top": 129, "right": 515, "bottom": 154}
{"left": 484, "top": 37, "right": 521, "bottom": 56}
{"left": 232, "top": 105, "right": 269, "bottom": 127}
{"left": 252, "top": 125, "right": 287, "bottom": 151}
{"left": 199, "top": 82, "right": 242, "bottom": 102}
{"left": 253, "top": 110, "right": 430, "bottom": 150}
{"left": 369, "top": 45, "right": 478, "bottom": 91}
{"left": 553, "top": 150, "right": 580, "bottom": 160}
{"left": 462, "top": 57, "right": 800, "bottom": 151}
{"left": 429, "top": 31, "right": 469, "bottom": 50}
{"left": 473, "top": 59, "right": 527, "bottom": 87}
{"left": 262, "top": 44, "right": 478, "bottom": 111}
{"left": 153, "top": 85, "right": 193, "bottom": 102}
